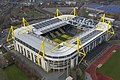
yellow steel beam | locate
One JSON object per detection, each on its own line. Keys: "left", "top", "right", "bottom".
{"left": 36, "top": 57, "right": 40, "bottom": 65}
{"left": 6, "top": 26, "right": 15, "bottom": 44}
{"left": 50, "top": 44, "right": 61, "bottom": 52}
{"left": 70, "top": 8, "right": 78, "bottom": 16}
{"left": 63, "top": 42, "right": 72, "bottom": 48}
{"left": 100, "top": 14, "right": 105, "bottom": 22}
{"left": 106, "top": 20, "right": 115, "bottom": 41}
{"left": 18, "top": 27, "right": 32, "bottom": 35}
{"left": 97, "top": 14, "right": 114, "bottom": 41}
{"left": 22, "top": 17, "right": 29, "bottom": 27}
{"left": 54, "top": 9, "right": 63, "bottom": 17}
{"left": 41, "top": 41, "right": 45, "bottom": 57}
{"left": 19, "top": 17, "right": 32, "bottom": 35}
{"left": 56, "top": 9, "right": 59, "bottom": 17}
{"left": 75, "top": 37, "right": 86, "bottom": 64}
{"left": 50, "top": 37, "right": 86, "bottom": 64}
{"left": 36, "top": 41, "right": 45, "bottom": 66}
{"left": 79, "top": 54, "right": 86, "bottom": 64}
{"left": 50, "top": 42, "right": 72, "bottom": 52}
{"left": 107, "top": 20, "right": 114, "bottom": 34}
{"left": 6, "top": 26, "right": 18, "bottom": 50}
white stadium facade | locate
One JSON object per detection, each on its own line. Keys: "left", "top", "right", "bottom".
{"left": 13, "top": 15, "right": 113, "bottom": 72}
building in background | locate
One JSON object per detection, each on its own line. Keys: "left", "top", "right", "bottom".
{"left": 86, "top": 4, "right": 120, "bottom": 19}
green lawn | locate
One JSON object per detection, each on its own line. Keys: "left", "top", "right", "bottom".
{"left": 97, "top": 50, "right": 120, "bottom": 80}
{"left": 4, "top": 65, "right": 29, "bottom": 80}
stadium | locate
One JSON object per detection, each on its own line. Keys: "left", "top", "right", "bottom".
{"left": 6, "top": 9, "right": 114, "bottom": 72}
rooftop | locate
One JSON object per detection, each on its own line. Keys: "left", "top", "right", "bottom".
{"left": 87, "top": 4, "right": 120, "bottom": 13}
{"left": 14, "top": 15, "right": 110, "bottom": 58}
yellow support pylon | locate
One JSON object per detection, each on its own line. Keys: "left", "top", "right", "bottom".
{"left": 96, "top": 14, "right": 105, "bottom": 29}
{"left": 19, "top": 17, "right": 32, "bottom": 35}
{"left": 6, "top": 26, "right": 15, "bottom": 45}
{"left": 97, "top": 14, "right": 114, "bottom": 41}
{"left": 36, "top": 41, "right": 45, "bottom": 66}
{"left": 107, "top": 20, "right": 114, "bottom": 34}
{"left": 41, "top": 41, "right": 45, "bottom": 57}
{"left": 100, "top": 14, "right": 105, "bottom": 22}
{"left": 106, "top": 20, "right": 115, "bottom": 41}
{"left": 54, "top": 9, "right": 63, "bottom": 17}
{"left": 76, "top": 37, "right": 86, "bottom": 64}
{"left": 6, "top": 26, "right": 18, "bottom": 50}
{"left": 70, "top": 8, "right": 78, "bottom": 16}
{"left": 22, "top": 17, "right": 29, "bottom": 27}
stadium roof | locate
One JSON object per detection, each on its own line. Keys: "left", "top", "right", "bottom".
{"left": 87, "top": 4, "right": 120, "bottom": 13}
{"left": 14, "top": 15, "right": 110, "bottom": 58}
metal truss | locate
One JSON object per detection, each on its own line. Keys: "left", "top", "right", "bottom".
{"left": 70, "top": 8, "right": 78, "bottom": 16}
{"left": 18, "top": 17, "right": 32, "bottom": 35}
{"left": 54, "top": 9, "right": 63, "bottom": 17}
{"left": 97, "top": 14, "right": 115, "bottom": 41}
{"left": 36, "top": 41, "right": 45, "bottom": 66}
{"left": 6, "top": 26, "right": 17, "bottom": 45}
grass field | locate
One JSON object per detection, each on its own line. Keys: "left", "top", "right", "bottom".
{"left": 4, "top": 65, "right": 28, "bottom": 80}
{"left": 97, "top": 50, "right": 120, "bottom": 80}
